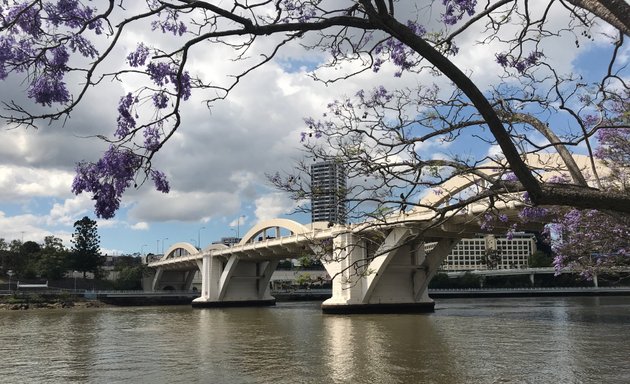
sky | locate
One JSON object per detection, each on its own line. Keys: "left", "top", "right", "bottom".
{"left": 0, "top": 2, "right": 625, "bottom": 256}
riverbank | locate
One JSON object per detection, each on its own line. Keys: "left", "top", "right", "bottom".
{"left": 3, "top": 286, "right": 629, "bottom": 310}
{"left": 429, "top": 286, "right": 630, "bottom": 298}
{"left": 0, "top": 293, "right": 110, "bottom": 310}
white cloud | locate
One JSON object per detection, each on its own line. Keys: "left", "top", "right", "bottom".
{"left": 254, "top": 192, "right": 297, "bottom": 222}
{"left": 131, "top": 222, "right": 149, "bottom": 230}
{"left": 0, "top": 166, "right": 75, "bottom": 201}
{"left": 46, "top": 195, "right": 94, "bottom": 226}
{"left": 128, "top": 190, "right": 240, "bottom": 222}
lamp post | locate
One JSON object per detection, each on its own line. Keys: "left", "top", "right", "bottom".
{"left": 198, "top": 226, "right": 206, "bottom": 251}
{"left": 162, "top": 237, "right": 168, "bottom": 254}
{"left": 236, "top": 215, "right": 245, "bottom": 239}
{"left": 156, "top": 239, "right": 159, "bottom": 254}
{"left": 7, "top": 270, "right": 13, "bottom": 293}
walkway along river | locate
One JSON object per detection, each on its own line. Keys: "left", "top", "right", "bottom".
{"left": 0, "top": 296, "right": 628, "bottom": 383}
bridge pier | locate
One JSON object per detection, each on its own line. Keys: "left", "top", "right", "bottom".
{"left": 321, "top": 229, "right": 459, "bottom": 314}
{"left": 192, "top": 254, "right": 278, "bottom": 308}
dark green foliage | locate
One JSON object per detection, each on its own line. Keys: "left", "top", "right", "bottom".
{"left": 528, "top": 250, "right": 554, "bottom": 268}
{"left": 428, "top": 273, "right": 452, "bottom": 289}
{"left": 13, "top": 241, "right": 40, "bottom": 278}
{"left": 113, "top": 255, "right": 146, "bottom": 290}
{"left": 71, "top": 216, "right": 103, "bottom": 278}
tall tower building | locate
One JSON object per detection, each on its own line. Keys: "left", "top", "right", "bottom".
{"left": 310, "top": 161, "right": 347, "bottom": 224}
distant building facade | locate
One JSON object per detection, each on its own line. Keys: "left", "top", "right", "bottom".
{"left": 310, "top": 161, "right": 347, "bottom": 224}
{"left": 212, "top": 237, "right": 241, "bottom": 247}
{"left": 427, "top": 233, "right": 538, "bottom": 271}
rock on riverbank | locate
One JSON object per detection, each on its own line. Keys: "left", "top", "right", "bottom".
{"left": 0, "top": 299, "right": 108, "bottom": 310}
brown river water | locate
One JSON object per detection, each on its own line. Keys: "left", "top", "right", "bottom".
{"left": 0, "top": 296, "right": 628, "bottom": 384}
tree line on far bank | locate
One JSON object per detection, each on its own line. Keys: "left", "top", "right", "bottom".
{"left": 0, "top": 216, "right": 145, "bottom": 290}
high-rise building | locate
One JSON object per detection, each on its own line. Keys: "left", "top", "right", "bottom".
{"left": 310, "top": 161, "right": 347, "bottom": 224}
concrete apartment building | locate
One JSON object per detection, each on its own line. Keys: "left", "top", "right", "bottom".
{"left": 433, "top": 233, "right": 538, "bottom": 271}
{"left": 310, "top": 161, "right": 347, "bottom": 224}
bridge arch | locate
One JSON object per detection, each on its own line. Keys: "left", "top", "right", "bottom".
{"left": 163, "top": 242, "right": 200, "bottom": 260}
{"left": 238, "top": 218, "right": 311, "bottom": 245}
{"left": 419, "top": 154, "right": 604, "bottom": 208}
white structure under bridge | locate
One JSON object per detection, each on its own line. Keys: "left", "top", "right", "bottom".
{"left": 147, "top": 154, "right": 606, "bottom": 314}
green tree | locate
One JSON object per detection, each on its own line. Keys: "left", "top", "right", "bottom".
{"left": 71, "top": 216, "right": 103, "bottom": 278}
{"left": 16, "top": 241, "right": 41, "bottom": 279}
{"left": 529, "top": 251, "right": 554, "bottom": 268}
{"left": 37, "top": 236, "right": 70, "bottom": 280}
{"left": 113, "top": 256, "right": 147, "bottom": 290}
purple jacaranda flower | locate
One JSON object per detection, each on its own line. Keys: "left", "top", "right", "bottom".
{"left": 441, "top": 0, "right": 477, "bottom": 25}
{"left": 143, "top": 125, "right": 161, "bottom": 151}
{"left": 72, "top": 146, "right": 143, "bottom": 219}
{"left": 116, "top": 93, "right": 137, "bottom": 138}
{"left": 27, "top": 73, "right": 70, "bottom": 106}
{"left": 150, "top": 169, "right": 170, "bottom": 192}
{"left": 127, "top": 43, "right": 150, "bottom": 68}
{"left": 152, "top": 92, "right": 169, "bottom": 109}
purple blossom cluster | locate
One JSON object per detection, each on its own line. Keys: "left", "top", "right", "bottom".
{"left": 151, "top": 16, "right": 187, "bottom": 36}
{"left": 301, "top": 117, "right": 325, "bottom": 142}
{"left": 5, "top": 2, "right": 43, "bottom": 37}
{"left": 146, "top": 62, "right": 192, "bottom": 100}
{"left": 550, "top": 208, "right": 629, "bottom": 276}
{"left": 279, "top": 0, "right": 317, "bottom": 23}
{"left": 442, "top": 0, "right": 477, "bottom": 26}
{"left": 373, "top": 21, "right": 426, "bottom": 77}
{"left": 27, "top": 73, "right": 70, "bottom": 105}
{"left": 72, "top": 146, "right": 143, "bottom": 219}
{"left": 0, "top": 0, "right": 101, "bottom": 105}
{"left": 43, "top": 0, "right": 103, "bottom": 33}
{"left": 114, "top": 55, "right": 191, "bottom": 143}
{"left": 480, "top": 213, "right": 495, "bottom": 231}
{"left": 355, "top": 86, "right": 392, "bottom": 108}
{"left": 150, "top": 169, "right": 170, "bottom": 193}
{"left": 495, "top": 51, "right": 544, "bottom": 74}
{"left": 116, "top": 93, "right": 138, "bottom": 139}
{"left": 127, "top": 43, "right": 150, "bottom": 68}
{"left": 152, "top": 92, "right": 169, "bottom": 109}
{"left": 72, "top": 145, "right": 170, "bottom": 218}
{"left": 143, "top": 124, "right": 161, "bottom": 151}
{"left": 594, "top": 128, "right": 630, "bottom": 163}
{"left": 501, "top": 172, "right": 518, "bottom": 181}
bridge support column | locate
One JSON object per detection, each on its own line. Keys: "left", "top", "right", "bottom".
{"left": 151, "top": 268, "right": 164, "bottom": 292}
{"left": 322, "top": 230, "right": 459, "bottom": 314}
{"left": 192, "top": 255, "right": 277, "bottom": 308}
{"left": 183, "top": 270, "right": 197, "bottom": 291}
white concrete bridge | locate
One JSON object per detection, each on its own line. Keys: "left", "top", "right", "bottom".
{"left": 147, "top": 154, "right": 602, "bottom": 313}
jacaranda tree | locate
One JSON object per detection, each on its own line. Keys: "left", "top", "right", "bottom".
{"left": 0, "top": 1, "right": 628, "bottom": 274}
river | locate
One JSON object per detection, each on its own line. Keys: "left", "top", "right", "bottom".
{"left": 0, "top": 296, "right": 628, "bottom": 384}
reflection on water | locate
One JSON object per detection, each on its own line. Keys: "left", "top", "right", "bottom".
{"left": 0, "top": 297, "right": 628, "bottom": 383}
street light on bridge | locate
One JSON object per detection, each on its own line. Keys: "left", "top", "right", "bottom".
{"left": 162, "top": 237, "right": 168, "bottom": 254}
{"left": 236, "top": 215, "right": 245, "bottom": 239}
{"left": 198, "top": 226, "right": 206, "bottom": 251}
